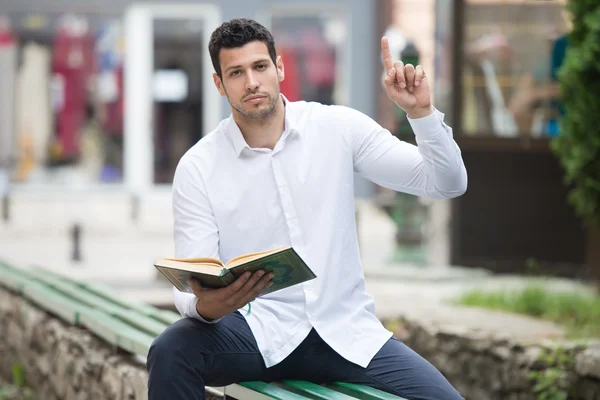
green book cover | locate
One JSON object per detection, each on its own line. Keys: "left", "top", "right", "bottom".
{"left": 227, "top": 247, "right": 316, "bottom": 296}
{"left": 154, "top": 247, "right": 316, "bottom": 296}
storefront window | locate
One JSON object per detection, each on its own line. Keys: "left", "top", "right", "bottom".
{"left": 1, "top": 11, "right": 125, "bottom": 186}
{"left": 270, "top": 7, "right": 348, "bottom": 106}
{"left": 434, "top": 0, "right": 454, "bottom": 126}
{"left": 461, "top": 0, "right": 569, "bottom": 138}
{"left": 152, "top": 18, "right": 205, "bottom": 184}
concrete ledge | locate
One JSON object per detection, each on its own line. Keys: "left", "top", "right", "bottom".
{"left": 384, "top": 304, "right": 600, "bottom": 399}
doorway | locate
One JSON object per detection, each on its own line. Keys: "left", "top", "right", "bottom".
{"left": 123, "top": 3, "right": 221, "bottom": 196}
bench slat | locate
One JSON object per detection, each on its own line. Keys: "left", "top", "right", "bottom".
{"left": 14, "top": 275, "right": 155, "bottom": 356}
{"left": 330, "top": 382, "right": 408, "bottom": 400}
{"left": 24, "top": 271, "right": 169, "bottom": 337}
{"left": 4, "top": 262, "right": 180, "bottom": 328}
{"left": 0, "top": 261, "right": 163, "bottom": 351}
{"left": 30, "top": 265, "right": 182, "bottom": 326}
{"left": 78, "top": 308, "right": 155, "bottom": 356}
{"left": 22, "top": 281, "right": 84, "bottom": 325}
{"left": 0, "top": 264, "right": 29, "bottom": 293}
{"left": 281, "top": 380, "right": 357, "bottom": 400}
{"left": 75, "top": 280, "right": 181, "bottom": 326}
{"left": 235, "top": 382, "right": 310, "bottom": 400}
{"left": 0, "top": 265, "right": 86, "bottom": 326}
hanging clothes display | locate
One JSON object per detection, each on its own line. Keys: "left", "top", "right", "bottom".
{"left": 96, "top": 20, "right": 124, "bottom": 136}
{"left": 0, "top": 16, "right": 17, "bottom": 170}
{"left": 96, "top": 20, "right": 124, "bottom": 181}
{"left": 0, "top": 15, "right": 16, "bottom": 194}
{"left": 14, "top": 42, "right": 53, "bottom": 182}
{"left": 51, "top": 14, "right": 95, "bottom": 162}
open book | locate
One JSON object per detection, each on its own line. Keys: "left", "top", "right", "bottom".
{"left": 154, "top": 246, "right": 316, "bottom": 296}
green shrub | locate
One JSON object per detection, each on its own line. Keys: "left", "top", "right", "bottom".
{"left": 550, "top": 0, "right": 600, "bottom": 227}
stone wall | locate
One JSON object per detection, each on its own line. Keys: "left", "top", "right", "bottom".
{"left": 0, "top": 287, "right": 149, "bottom": 400}
{"left": 3, "top": 284, "right": 600, "bottom": 400}
{"left": 387, "top": 305, "right": 600, "bottom": 400}
{"left": 0, "top": 287, "right": 226, "bottom": 400}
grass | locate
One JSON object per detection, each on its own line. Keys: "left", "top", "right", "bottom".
{"left": 454, "top": 284, "right": 600, "bottom": 338}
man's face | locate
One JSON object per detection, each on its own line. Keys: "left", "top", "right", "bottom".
{"left": 213, "top": 41, "right": 284, "bottom": 119}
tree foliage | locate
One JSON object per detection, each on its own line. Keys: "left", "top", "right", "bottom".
{"left": 550, "top": 0, "right": 600, "bottom": 227}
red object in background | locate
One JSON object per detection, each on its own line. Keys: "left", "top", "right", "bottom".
{"left": 278, "top": 45, "right": 301, "bottom": 102}
{"left": 0, "top": 15, "right": 15, "bottom": 45}
{"left": 0, "top": 32, "right": 14, "bottom": 45}
{"left": 52, "top": 23, "right": 96, "bottom": 160}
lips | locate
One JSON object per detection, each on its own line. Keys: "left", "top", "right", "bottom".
{"left": 245, "top": 94, "right": 267, "bottom": 102}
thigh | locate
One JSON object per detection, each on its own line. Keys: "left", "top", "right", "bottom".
{"left": 324, "top": 337, "right": 464, "bottom": 400}
{"left": 148, "top": 311, "right": 281, "bottom": 387}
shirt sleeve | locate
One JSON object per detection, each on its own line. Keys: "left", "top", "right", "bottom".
{"left": 171, "top": 156, "right": 223, "bottom": 323}
{"left": 348, "top": 106, "right": 468, "bottom": 199}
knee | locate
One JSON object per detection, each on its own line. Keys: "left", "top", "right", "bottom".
{"left": 147, "top": 318, "right": 203, "bottom": 374}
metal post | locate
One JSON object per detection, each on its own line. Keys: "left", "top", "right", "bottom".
{"left": 0, "top": 168, "right": 9, "bottom": 223}
{"left": 71, "top": 223, "right": 82, "bottom": 262}
{"left": 1, "top": 195, "right": 8, "bottom": 223}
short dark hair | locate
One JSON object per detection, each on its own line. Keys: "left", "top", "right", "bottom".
{"left": 209, "top": 18, "right": 277, "bottom": 79}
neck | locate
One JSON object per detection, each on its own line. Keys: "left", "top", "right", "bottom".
{"left": 233, "top": 96, "right": 285, "bottom": 150}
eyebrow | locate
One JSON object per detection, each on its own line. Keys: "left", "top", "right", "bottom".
{"left": 224, "top": 58, "right": 271, "bottom": 74}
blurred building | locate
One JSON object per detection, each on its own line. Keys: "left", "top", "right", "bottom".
{"left": 0, "top": 0, "right": 586, "bottom": 277}
{"left": 0, "top": 0, "right": 379, "bottom": 191}
{"left": 375, "top": 0, "right": 584, "bottom": 279}
{"left": 445, "top": 0, "right": 586, "bottom": 279}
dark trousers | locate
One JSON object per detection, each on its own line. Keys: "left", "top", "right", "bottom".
{"left": 147, "top": 312, "right": 463, "bottom": 400}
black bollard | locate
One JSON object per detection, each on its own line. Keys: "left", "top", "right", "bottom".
{"left": 71, "top": 223, "right": 82, "bottom": 262}
{"left": 2, "top": 196, "right": 8, "bottom": 223}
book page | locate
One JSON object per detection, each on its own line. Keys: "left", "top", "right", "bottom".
{"left": 157, "top": 258, "right": 224, "bottom": 275}
{"left": 163, "top": 257, "right": 224, "bottom": 267}
{"left": 225, "top": 246, "right": 291, "bottom": 269}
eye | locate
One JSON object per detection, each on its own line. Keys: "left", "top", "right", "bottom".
{"left": 230, "top": 70, "right": 241, "bottom": 77}
{"left": 256, "top": 64, "right": 268, "bottom": 71}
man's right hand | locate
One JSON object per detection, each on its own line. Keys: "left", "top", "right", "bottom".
{"left": 188, "top": 270, "right": 274, "bottom": 321}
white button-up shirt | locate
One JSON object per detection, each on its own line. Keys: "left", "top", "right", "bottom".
{"left": 171, "top": 96, "right": 467, "bottom": 368}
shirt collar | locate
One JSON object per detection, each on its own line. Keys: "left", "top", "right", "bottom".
{"left": 225, "top": 94, "right": 300, "bottom": 158}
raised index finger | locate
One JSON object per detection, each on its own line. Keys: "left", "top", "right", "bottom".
{"left": 381, "top": 37, "right": 393, "bottom": 72}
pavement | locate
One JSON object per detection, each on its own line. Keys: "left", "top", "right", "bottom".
{"left": 1, "top": 192, "right": 596, "bottom": 336}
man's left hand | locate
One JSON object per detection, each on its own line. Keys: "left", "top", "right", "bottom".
{"left": 381, "top": 37, "right": 433, "bottom": 119}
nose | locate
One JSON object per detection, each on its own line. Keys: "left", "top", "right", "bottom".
{"left": 245, "top": 71, "right": 259, "bottom": 92}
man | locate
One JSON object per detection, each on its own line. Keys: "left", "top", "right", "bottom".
{"left": 147, "top": 18, "right": 466, "bottom": 400}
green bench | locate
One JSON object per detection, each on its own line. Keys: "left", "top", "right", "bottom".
{"left": 0, "top": 260, "right": 406, "bottom": 400}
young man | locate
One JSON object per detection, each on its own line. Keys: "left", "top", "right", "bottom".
{"left": 147, "top": 18, "right": 467, "bottom": 400}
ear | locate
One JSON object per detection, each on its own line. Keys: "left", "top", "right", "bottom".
{"left": 213, "top": 73, "right": 226, "bottom": 97}
{"left": 276, "top": 55, "right": 285, "bottom": 83}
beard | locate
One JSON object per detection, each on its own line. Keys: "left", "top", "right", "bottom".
{"left": 227, "top": 89, "right": 280, "bottom": 120}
